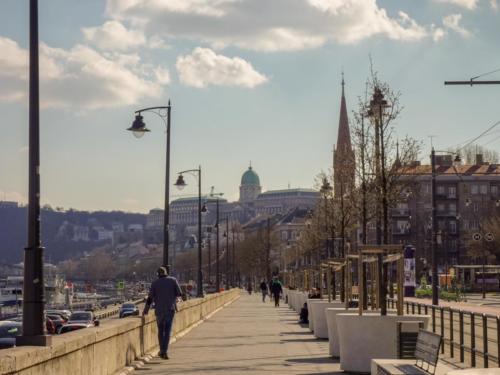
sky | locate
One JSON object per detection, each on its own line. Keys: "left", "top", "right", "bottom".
{"left": 0, "top": 0, "right": 499, "bottom": 213}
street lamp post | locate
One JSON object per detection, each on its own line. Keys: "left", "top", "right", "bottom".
{"left": 223, "top": 217, "right": 230, "bottom": 289}
{"left": 127, "top": 103, "right": 172, "bottom": 270}
{"left": 18, "top": 0, "right": 52, "bottom": 347}
{"left": 210, "top": 188, "right": 224, "bottom": 292}
{"left": 175, "top": 167, "right": 204, "bottom": 298}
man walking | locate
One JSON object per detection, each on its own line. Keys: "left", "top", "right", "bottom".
{"left": 259, "top": 280, "right": 268, "bottom": 302}
{"left": 143, "top": 267, "right": 182, "bottom": 359}
{"left": 269, "top": 276, "right": 283, "bottom": 307}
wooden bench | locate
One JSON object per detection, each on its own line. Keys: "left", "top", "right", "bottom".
{"left": 372, "top": 329, "right": 443, "bottom": 375}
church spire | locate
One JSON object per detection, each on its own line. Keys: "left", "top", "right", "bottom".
{"left": 334, "top": 73, "right": 356, "bottom": 196}
{"left": 336, "top": 73, "right": 352, "bottom": 154}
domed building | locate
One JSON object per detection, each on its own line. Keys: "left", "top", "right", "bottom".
{"left": 239, "top": 165, "right": 262, "bottom": 204}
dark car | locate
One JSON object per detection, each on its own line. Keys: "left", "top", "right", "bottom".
{"left": 68, "top": 311, "right": 99, "bottom": 327}
{"left": 119, "top": 303, "right": 139, "bottom": 318}
{"left": 58, "top": 323, "right": 93, "bottom": 335}
{"left": 0, "top": 321, "right": 22, "bottom": 349}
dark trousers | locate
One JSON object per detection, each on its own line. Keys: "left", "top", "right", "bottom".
{"left": 156, "top": 309, "right": 175, "bottom": 355}
{"left": 273, "top": 293, "right": 280, "bottom": 307}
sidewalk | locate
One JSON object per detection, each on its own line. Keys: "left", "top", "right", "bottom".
{"left": 134, "top": 293, "right": 341, "bottom": 375}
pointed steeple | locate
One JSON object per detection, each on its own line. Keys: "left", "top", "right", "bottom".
{"left": 336, "top": 72, "right": 352, "bottom": 154}
{"left": 334, "top": 73, "right": 356, "bottom": 196}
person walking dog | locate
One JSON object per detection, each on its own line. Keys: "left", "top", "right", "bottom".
{"left": 143, "top": 266, "right": 182, "bottom": 359}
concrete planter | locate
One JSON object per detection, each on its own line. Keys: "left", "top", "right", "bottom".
{"left": 295, "top": 292, "right": 307, "bottom": 314}
{"left": 326, "top": 307, "right": 356, "bottom": 357}
{"left": 306, "top": 298, "right": 322, "bottom": 331}
{"left": 336, "top": 313, "right": 430, "bottom": 373}
{"left": 326, "top": 308, "right": 387, "bottom": 357}
{"left": 308, "top": 300, "right": 344, "bottom": 338}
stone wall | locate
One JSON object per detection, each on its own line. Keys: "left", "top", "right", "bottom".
{"left": 0, "top": 289, "right": 240, "bottom": 375}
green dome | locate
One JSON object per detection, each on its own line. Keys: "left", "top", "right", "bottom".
{"left": 241, "top": 166, "right": 260, "bottom": 186}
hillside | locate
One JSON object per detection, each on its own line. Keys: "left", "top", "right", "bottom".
{"left": 0, "top": 204, "right": 146, "bottom": 263}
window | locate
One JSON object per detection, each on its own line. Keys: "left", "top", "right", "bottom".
{"left": 471, "top": 220, "right": 479, "bottom": 231}
{"left": 480, "top": 185, "right": 488, "bottom": 195}
{"left": 462, "top": 220, "right": 469, "bottom": 230}
{"left": 437, "top": 203, "right": 445, "bottom": 212}
{"left": 281, "top": 231, "right": 288, "bottom": 241}
{"left": 437, "top": 185, "right": 445, "bottom": 195}
{"left": 449, "top": 203, "right": 456, "bottom": 214}
{"left": 471, "top": 185, "right": 479, "bottom": 195}
{"left": 492, "top": 185, "right": 498, "bottom": 196}
{"left": 449, "top": 221, "right": 457, "bottom": 234}
{"left": 448, "top": 186, "right": 456, "bottom": 198}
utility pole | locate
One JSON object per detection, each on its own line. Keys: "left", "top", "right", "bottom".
{"left": 430, "top": 149, "right": 439, "bottom": 306}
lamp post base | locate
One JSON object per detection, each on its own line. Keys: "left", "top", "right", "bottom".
{"left": 16, "top": 335, "right": 52, "bottom": 347}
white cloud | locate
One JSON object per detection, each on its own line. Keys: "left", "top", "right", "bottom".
{"left": 154, "top": 66, "right": 171, "bottom": 84}
{"left": 82, "top": 20, "right": 146, "bottom": 51}
{"left": 176, "top": 47, "right": 267, "bottom": 88}
{"left": 104, "top": 0, "right": 436, "bottom": 52}
{"left": 491, "top": 0, "right": 498, "bottom": 11}
{"left": 106, "top": 0, "right": 238, "bottom": 18}
{"left": 434, "top": 0, "right": 478, "bottom": 9}
{"left": 0, "top": 37, "right": 169, "bottom": 109}
{"left": 0, "top": 37, "right": 27, "bottom": 102}
{"left": 432, "top": 27, "right": 446, "bottom": 41}
{"left": 443, "top": 13, "right": 471, "bottom": 37}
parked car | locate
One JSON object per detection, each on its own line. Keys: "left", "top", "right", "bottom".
{"left": 68, "top": 311, "right": 99, "bottom": 326}
{"left": 119, "top": 303, "right": 139, "bottom": 318}
{"left": 46, "top": 309, "right": 71, "bottom": 321}
{"left": 46, "top": 314, "right": 67, "bottom": 332}
{"left": 0, "top": 321, "right": 22, "bottom": 349}
{"left": 58, "top": 323, "right": 93, "bottom": 335}
{"left": 45, "top": 317, "right": 56, "bottom": 334}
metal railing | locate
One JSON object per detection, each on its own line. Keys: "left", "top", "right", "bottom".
{"left": 388, "top": 298, "right": 499, "bottom": 368}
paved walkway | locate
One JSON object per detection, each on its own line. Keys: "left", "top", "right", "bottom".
{"left": 136, "top": 293, "right": 341, "bottom": 374}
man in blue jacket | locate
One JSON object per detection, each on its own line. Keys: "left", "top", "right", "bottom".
{"left": 143, "top": 266, "right": 182, "bottom": 359}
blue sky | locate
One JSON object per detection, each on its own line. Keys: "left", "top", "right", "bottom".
{"left": 1, "top": 0, "right": 499, "bottom": 213}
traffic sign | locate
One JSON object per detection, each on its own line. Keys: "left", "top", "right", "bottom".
{"left": 472, "top": 233, "right": 482, "bottom": 241}
{"left": 485, "top": 233, "right": 494, "bottom": 242}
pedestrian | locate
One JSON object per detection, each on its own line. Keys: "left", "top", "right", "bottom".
{"left": 299, "top": 302, "right": 309, "bottom": 324}
{"left": 143, "top": 266, "right": 182, "bottom": 360}
{"left": 269, "top": 276, "right": 283, "bottom": 307}
{"left": 259, "top": 280, "right": 268, "bottom": 302}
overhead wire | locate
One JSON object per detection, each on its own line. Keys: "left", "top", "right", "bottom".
{"left": 470, "top": 67, "right": 500, "bottom": 81}
{"left": 455, "top": 119, "right": 500, "bottom": 153}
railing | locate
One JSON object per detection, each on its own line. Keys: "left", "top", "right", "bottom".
{"left": 387, "top": 298, "right": 500, "bottom": 368}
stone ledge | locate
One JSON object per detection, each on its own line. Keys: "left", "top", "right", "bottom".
{"left": 0, "top": 289, "right": 240, "bottom": 375}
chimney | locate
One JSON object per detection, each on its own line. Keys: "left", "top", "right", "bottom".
{"left": 475, "top": 154, "right": 484, "bottom": 165}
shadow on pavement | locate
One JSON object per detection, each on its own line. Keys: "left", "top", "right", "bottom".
{"left": 286, "top": 356, "right": 339, "bottom": 365}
